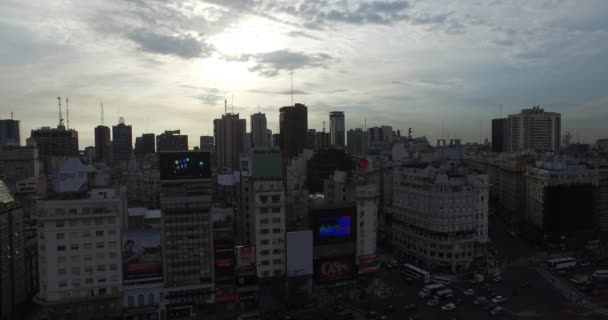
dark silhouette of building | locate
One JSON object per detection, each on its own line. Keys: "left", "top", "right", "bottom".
{"left": 0, "top": 119, "right": 20, "bottom": 149}
{"left": 214, "top": 114, "right": 246, "bottom": 170}
{"left": 491, "top": 118, "right": 507, "bottom": 153}
{"left": 279, "top": 104, "right": 307, "bottom": 160}
{"left": 28, "top": 126, "right": 78, "bottom": 160}
{"left": 307, "top": 149, "right": 353, "bottom": 193}
{"left": 112, "top": 117, "right": 132, "bottom": 165}
{"left": 156, "top": 130, "right": 188, "bottom": 152}
{"left": 329, "top": 111, "right": 345, "bottom": 148}
{"left": 305, "top": 129, "right": 330, "bottom": 152}
{"left": 251, "top": 113, "right": 269, "bottom": 148}
{"left": 94, "top": 125, "right": 111, "bottom": 165}
{"left": 200, "top": 136, "right": 214, "bottom": 153}
{"left": 142, "top": 133, "right": 155, "bottom": 154}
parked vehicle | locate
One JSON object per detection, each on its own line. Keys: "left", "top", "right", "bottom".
{"left": 441, "top": 303, "right": 456, "bottom": 311}
{"left": 592, "top": 270, "right": 608, "bottom": 282}
{"left": 432, "top": 275, "right": 452, "bottom": 284}
{"left": 427, "top": 299, "right": 440, "bottom": 307}
{"left": 473, "top": 296, "right": 488, "bottom": 305}
{"left": 571, "top": 274, "right": 589, "bottom": 284}
{"left": 404, "top": 304, "right": 418, "bottom": 311}
{"left": 491, "top": 296, "right": 507, "bottom": 304}
{"left": 464, "top": 288, "right": 475, "bottom": 295}
{"left": 418, "top": 283, "right": 445, "bottom": 299}
{"left": 403, "top": 264, "right": 432, "bottom": 283}
{"left": 493, "top": 276, "right": 503, "bottom": 283}
{"left": 546, "top": 257, "right": 577, "bottom": 270}
{"left": 433, "top": 288, "right": 454, "bottom": 300}
{"left": 490, "top": 306, "right": 504, "bottom": 316}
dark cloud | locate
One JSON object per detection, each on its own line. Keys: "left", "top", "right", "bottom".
{"left": 229, "top": 49, "right": 335, "bottom": 77}
{"left": 492, "top": 39, "right": 514, "bottom": 46}
{"left": 249, "top": 89, "right": 309, "bottom": 95}
{"left": 126, "top": 30, "right": 212, "bottom": 58}
{"left": 195, "top": 94, "right": 224, "bottom": 106}
{"left": 286, "top": 30, "right": 321, "bottom": 40}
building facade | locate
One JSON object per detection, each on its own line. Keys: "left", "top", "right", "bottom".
{"left": 156, "top": 130, "right": 188, "bottom": 152}
{"left": 329, "top": 111, "right": 345, "bottom": 148}
{"left": 279, "top": 104, "right": 307, "bottom": 160}
{"left": 491, "top": 118, "right": 507, "bottom": 153}
{"left": 0, "top": 119, "right": 20, "bottom": 149}
{"left": 29, "top": 126, "right": 79, "bottom": 161}
{"left": 112, "top": 118, "right": 133, "bottom": 166}
{"left": 305, "top": 129, "right": 329, "bottom": 152}
{"left": 0, "top": 146, "right": 42, "bottom": 193}
{"left": 214, "top": 114, "right": 247, "bottom": 170}
{"left": 250, "top": 113, "right": 269, "bottom": 149}
{"left": 347, "top": 128, "right": 369, "bottom": 156}
{"left": 505, "top": 107, "right": 561, "bottom": 153}
{"left": 94, "top": 125, "right": 111, "bottom": 165}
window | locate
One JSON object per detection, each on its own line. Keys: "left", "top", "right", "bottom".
{"left": 261, "top": 260, "right": 270, "bottom": 266}
{"left": 72, "top": 279, "right": 81, "bottom": 288}
{"left": 128, "top": 296, "right": 135, "bottom": 307}
{"left": 272, "top": 217, "right": 281, "bottom": 223}
{"left": 57, "top": 245, "right": 66, "bottom": 251}
{"left": 148, "top": 293, "right": 154, "bottom": 305}
{"left": 58, "top": 280, "right": 68, "bottom": 288}
{"left": 95, "top": 218, "right": 104, "bottom": 225}
{"left": 138, "top": 294, "right": 145, "bottom": 306}
{"left": 96, "top": 253, "right": 105, "bottom": 260}
{"left": 108, "top": 230, "right": 116, "bottom": 236}
{"left": 273, "top": 259, "right": 282, "bottom": 264}
{"left": 260, "top": 250, "right": 269, "bottom": 256}
{"left": 85, "top": 278, "right": 93, "bottom": 285}
{"left": 272, "top": 228, "right": 281, "bottom": 234}
{"left": 72, "top": 267, "right": 80, "bottom": 275}
{"left": 83, "top": 231, "right": 91, "bottom": 238}
{"left": 56, "top": 220, "right": 65, "bottom": 227}
{"left": 39, "top": 233, "right": 45, "bottom": 240}
{"left": 71, "top": 256, "right": 80, "bottom": 263}
{"left": 271, "top": 207, "right": 281, "bottom": 213}
{"left": 84, "top": 255, "right": 92, "bottom": 262}
{"left": 273, "top": 269, "right": 282, "bottom": 276}
{"left": 70, "top": 232, "right": 80, "bottom": 239}
{"left": 96, "top": 242, "right": 105, "bottom": 249}
{"left": 71, "top": 244, "right": 79, "bottom": 251}
{"left": 69, "top": 208, "right": 78, "bottom": 215}
{"left": 261, "top": 239, "right": 269, "bottom": 245}
{"left": 84, "top": 243, "right": 92, "bottom": 250}
{"left": 272, "top": 249, "right": 282, "bottom": 254}
{"left": 260, "top": 218, "right": 269, "bottom": 224}
{"left": 97, "top": 278, "right": 106, "bottom": 283}
{"left": 109, "top": 241, "right": 117, "bottom": 248}
{"left": 56, "top": 233, "right": 65, "bottom": 240}
{"left": 260, "top": 229, "right": 269, "bottom": 235}
{"left": 262, "top": 271, "right": 270, "bottom": 277}
{"left": 58, "top": 268, "right": 66, "bottom": 275}
{"left": 110, "top": 264, "right": 118, "bottom": 271}
{"left": 98, "top": 265, "right": 106, "bottom": 271}
{"left": 96, "top": 230, "right": 104, "bottom": 237}
{"left": 85, "top": 266, "right": 93, "bottom": 274}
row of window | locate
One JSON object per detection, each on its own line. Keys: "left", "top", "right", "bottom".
{"left": 57, "top": 264, "right": 119, "bottom": 275}
{"left": 259, "top": 228, "right": 282, "bottom": 235}
{"left": 260, "top": 238, "right": 283, "bottom": 245}
{"left": 259, "top": 217, "right": 282, "bottom": 224}
{"left": 259, "top": 249, "right": 283, "bottom": 255}
{"left": 49, "top": 252, "right": 119, "bottom": 264}
{"left": 50, "top": 217, "right": 116, "bottom": 228}
{"left": 261, "top": 270, "right": 282, "bottom": 277}
{"left": 55, "top": 241, "right": 117, "bottom": 252}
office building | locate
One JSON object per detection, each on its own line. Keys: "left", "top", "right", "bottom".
{"left": 329, "top": 111, "right": 345, "bottom": 148}
{"left": 94, "top": 125, "right": 111, "bottom": 165}
{"left": 305, "top": 129, "right": 329, "bottom": 152}
{"left": 0, "top": 146, "right": 42, "bottom": 193}
{"left": 0, "top": 119, "right": 20, "bottom": 149}
{"left": 368, "top": 126, "right": 392, "bottom": 148}
{"left": 505, "top": 107, "right": 561, "bottom": 153}
{"left": 156, "top": 130, "right": 188, "bottom": 152}
{"left": 200, "top": 136, "right": 214, "bottom": 153}
{"left": 159, "top": 151, "right": 214, "bottom": 318}
{"left": 251, "top": 113, "right": 269, "bottom": 148}
{"left": 0, "top": 180, "right": 26, "bottom": 320}
{"left": 112, "top": 118, "right": 133, "bottom": 166}
{"left": 28, "top": 126, "right": 78, "bottom": 161}
{"left": 392, "top": 163, "right": 490, "bottom": 272}
{"left": 141, "top": 133, "right": 155, "bottom": 155}
{"left": 491, "top": 118, "right": 507, "bottom": 153}
{"left": 32, "top": 170, "right": 124, "bottom": 319}
{"left": 347, "top": 128, "right": 369, "bottom": 156}
{"left": 214, "top": 114, "right": 247, "bottom": 170}
{"left": 279, "top": 104, "right": 307, "bottom": 160}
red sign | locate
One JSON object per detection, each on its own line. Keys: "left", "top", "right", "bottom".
{"left": 215, "top": 288, "right": 237, "bottom": 304}
{"left": 317, "top": 257, "right": 354, "bottom": 282}
{"left": 357, "top": 158, "right": 369, "bottom": 170}
{"left": 358, "top": 253, "right": 376, "bottom": 261}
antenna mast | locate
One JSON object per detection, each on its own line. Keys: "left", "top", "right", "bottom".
{"left": 66, "top": 97, "right": 70, "bottom": 129}
{"left": 101, "top": 102, "right": 104, "bottom": 125}
{"left": 57, "top": 96, "right": 63, "bottom": 128}
{"left": 224, "top": 99, "right": 227, "bottom": 115}
{"left": 290, "top": 67, "right": 294, "bottom": 106}
{"left": 231, "top": 94, "right": 234, "bottom": 114}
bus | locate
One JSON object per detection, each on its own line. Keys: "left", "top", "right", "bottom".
{"left": 546, "top": 257, "right": 577, "bottom": 270}
{"left": 432, "top": 275, "right": 451, "bottom": 284}
{"left": 418, "top": 283, "right": 445, "bottom": 299}
{"left": 592, "top": 270, "right": 608, "bottom": 282}
{"left": 433, "top": 288, "right": 454, "bottom": 300}
{"left": 402, "top": 263, "right": 431, "bottom": 283}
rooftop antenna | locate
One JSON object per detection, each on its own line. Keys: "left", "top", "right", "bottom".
{"left": 231, "top": 94, "right": 234, "bottom": 114}
{"left": 10, "top": 112, "right": 13, "bottom": 120}
{"left": 117, "top": 104, "right": 120, "bottom": 123}
{"left": 364, "top": 118, "right": 367, "bottom": 131}
{"left": 322, "top": 121, "right": 326, "bottom": 133}
{"left": 290, "top": 67, "right": 294, "bottom": 106}
{"left": 258, "top": 105, "right": 260, "bottom": 113}
{"left": 66, "top": 97, "right": 70, "bottom": 129}
{"left": 57, "top": 96, "right": 64, "bottom": 128}
{"left": 224, "top": 99, "right": 227, "bottom": 115}
{"left": 100, "top": 102, "right": 104, "bottom": 125}
{"left": 499, "top": 104, "right": 502, "bottom": 118}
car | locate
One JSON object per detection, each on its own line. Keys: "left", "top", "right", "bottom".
{"left": 492, "top": 276, "right": 503, "bottom": 283}
{"left": 404, "top": 304, "right": 418, "bottom": 311}
{"left": 441, "top": 303, "right": 456, "bottom": 311}
{"left": 473, "top": 297, "right": 488, "bottom": 305}
{"left": 491, "top": 296, "right": 507, "bottom": 304}
{"left": 427, "top": 299, "right": 440, "bottom": 307}
{"left": 464, "top": 289, "right": 475, "bottom": 295}
{"left": 490, "top": 306, "right": 504, "bottom": 316}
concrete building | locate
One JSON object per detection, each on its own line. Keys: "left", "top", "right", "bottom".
{"left": 284, "top": 151, "right": 313, "bottom": 231}
{"left": 134, "top": 133, "right": 156, "bottom": 156}
{"left": 504, "top": 107, "right": 561, "bottom": 153}
{"left": 353, "top": 166, "right": 380, "bottom": 271}
{"left": 156, "top": 130, "right": 188, "bottom": 152}
{"left": 0, "top": 180, "right": 27, "bottom": 320}
{"left": 368, "top": 126, "right": 392, "bottom": 149}
{"left": 159, "top": 151, "right": 214, "bottom": 318}
{"left": 596, "top": 165, "right": 608, "bottom": 232}
{"left": 347, "top": 128, "right": 369, "bottom": 156}
{"left": 199, "top": 136, "right": 214, "bottom": 153}
{"left": 251, "top": 113, "right": 269, "bottom": 148}
{"left": 29, "top": 126, "right": 79, "bottom": 161}
{"left": 214, "top": 114, "right": 247, "bottom": 170}
{"left": 0, "top": 146, "right": 42, "bottom": 193}
{"left": 392, "top": 163, "right": 490, "bottom": 272}
{"left": 0, "top": 119, "right": 20, "bottom": 149}
{"left": 112, "top": 118, "right": 133, "bottom": 167}
{"left": 305, "top": 129, "right": 329, "bottom": 152}
{"left": 245, "top": 150, "right": 286, "bottom": 279}
{"left": 491, "top": 118, "right": 507, "bottom": 153}
{"left": 279, "top": 104, "right": 307, "bottom": 160}
{"left": 33, "top": 181, "right": 124, "bottom": 319}
{"left": 525, "top": 157, "right": 598, "bottom": 238}
{"left": 329, "top": 111, "right": 345, "bottom": 148}
{"left": 94, "top": 125, "right": 111, "bottom": 165}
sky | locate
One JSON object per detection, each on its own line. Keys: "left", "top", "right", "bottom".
{"left": 1, "top": 0, "right": 608, "bottom": 148}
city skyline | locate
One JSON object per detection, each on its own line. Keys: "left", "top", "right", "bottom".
{"left": 2, "top": 0, "right": 608, "bottom": 147}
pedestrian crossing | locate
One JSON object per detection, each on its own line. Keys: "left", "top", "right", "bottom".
{"left": 341, "top": 304, "right": 369, "bottom": 320}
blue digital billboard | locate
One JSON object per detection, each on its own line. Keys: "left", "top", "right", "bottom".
{"left": 319, "top": 216, "right": 351, "bottom": 237}
{"left": 160, "top": 151, "right": 211, "bottom": 180}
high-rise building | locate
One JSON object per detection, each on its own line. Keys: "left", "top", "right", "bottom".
{"left": 159, "top": 151, "right": 214, "bottom": 318}
{"left": 266, "top": 129, "right": 273, "bottom": 148}
{"left": 142, "top": 133, "right": 155, "bottom": 154}
{"left": 214, "top": 113, "right": 246, "bottom": 170}
{"left": 305, "top": 129, "right": 330, "bottom": 152}
{"left": 156, "top": 130, "right": 188, "bottom": 152}
{"left": 0, "top": 146, "right": 42, "bottom": 193}
{"left": 0, "top": 119, "right": 20, "bottom": 149}
{"left": 28, "top": 126, "right": 78, "bottom": 161}
{"left": 505, "top": 107, "right": 561, "bottom": 153}
{"left": 94, "top": 125, "right": 111, "bottom": 165}
{"left": 346, "top": 128, "right": 369, "bottom": 156}
{"left": 32, "top": 174, "right": 124, "bottom": 319}
{"left": 279, "top": 104, "right": 307, "bottom": 160}
{"left": 491, "top": 118, "right": 507, "bottom": 153}
{"left": 200, "top": 136, "right": 214, "bottom": 153}
{"left": 368, "top": 125, "right": 392, "bottom": 148}
{"left": 112, "top": 118, "right": 133, "bottom": 166}
{"left": 392, "top": 163, "right": 489, "bottom": 272}
{"left": 251, "top": 113, "right": 269, "bottom": 148}
{"left": 329, "top": 111, "right": 345, "bottom": 148}
{"left": 0, "top": 180, "right": 26, "bottom": 320}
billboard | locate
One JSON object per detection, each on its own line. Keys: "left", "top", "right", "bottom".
{"left": 286, "top": 231, "right": 313, "bottom": 277}
{"left": 358, "top": 253, "right": 380, "bottom": 274}
{"left": 215, "top": 287, "right": 237, "bottom": 304}
{"left": 313, "top": 207, "right": 355, "bottom": 245}
{"left": 159, "top": 151, "right": 211, "bottom": 180}
{"left": 50, "top": 157, "right": 88, "bottom": 193}
{"left": 122, "top": 230, "right": 162, "bottom": 283}
{"left": 215, "top": 250, "right": 235, "bottom": 277}
{"left": 314, "top": 256, "right": 355, "bottom": 283}
{"left": 235, "top": 246, "right": 256, "bottom": 275}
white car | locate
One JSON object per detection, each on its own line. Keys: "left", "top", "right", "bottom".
{"left": 464, "top": 289, "right": 475, "bottom": 295}
{"left": 441, "top": 303, "right": 456, "bottom": 311}
{"left": 491, "top": 296, "right": 508, "bottom": 304}
{"left": 427, "top": 299, "right": 440, "bottom": 307}
{"left": 490, "top": 306, "right": 504, "bottom": 316}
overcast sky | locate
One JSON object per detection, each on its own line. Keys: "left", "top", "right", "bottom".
{"left": 1, "top": 0, "right": 607, "bottom": 147}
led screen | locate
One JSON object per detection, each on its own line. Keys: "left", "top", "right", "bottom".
{"left": 319, "top": 216, "right": 351, "bottom": 237}
{"left": 160, "top": 152, "right": 211, "bottom": 180}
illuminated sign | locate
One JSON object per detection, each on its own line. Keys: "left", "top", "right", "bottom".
{"left": 319, "top": 216, "right": 351, "bottom": 237}
{"left": 160, "top": 152, "right": 211, "bottom": 180}
{"left": 122, "top": 230, "right": 162, "bottom": 283}
{"left": 315, "top": 257, "right": 354, "bottom": 283}
{"left": 357, "top": 158, "right": 369, "bottom": 170}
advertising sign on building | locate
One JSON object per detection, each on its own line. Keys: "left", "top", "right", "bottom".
{"left": 50, "top": 157, "right": 88, "bottom": 193}
{"left": 358, "top": 253, "right": 380, "bottom": 274}
{"left": 286, "top": 231, "right": 313, "bottom": 277}
{"left": 159, "top": 151, "right": 211, "bottom": 180}
{"left": 235, "top": 245, "right": 256, "bottom": 274}
{"left": 313, "top": 207, "right": 355, "bottom": 245}
{"left": 215, "top": 287, "right": 237, "bottom": 304}
{"left": 314, "top": 256, "right": 355, "bottom": 283}
{"left": 122, "top": 230, "right": 162, "bottom": 283}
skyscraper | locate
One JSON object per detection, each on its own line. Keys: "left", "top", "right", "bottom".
{"left": 347, "top": 128, "right": 369, "bottom": 156}
{"left": 250, "top": 112, "right": 269, "bottom": 148}
{"left": 329, "top": 111, "right": 345, "bottom": 148}
{"left": 214, "top": 113, "right": 247, "bottom": 170}
{"left": 279, "top": 103, "right": 307, "bottom": 160}
{"left": 29, "top": 126, "right": 78, "bottom": 160}
{"left": 112, "top": 117, "right": 133, "bottom": 166}
{"left": 505, "top": 106, "right": 561, "bottom": 153}
{"left": 142, "top": 133, "right": 155, "bottom": 154}
{"left": 94, "top": 125, "right": 111, "bottom": 165}
{"left": 0, "top": 119, "right": 20, "bottom": 149}
{"left": 199, "top": 136, "right": 214, "bottom": 153}
{"left": 491, "top": 118, "right": 507, "bottom": 153}
{"left": 156, "top": 130, "right": 188, "bottom": 152}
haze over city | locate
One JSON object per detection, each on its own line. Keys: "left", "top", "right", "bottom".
{"left": 2, "top": 0, "right": 608, "bottom": 147}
